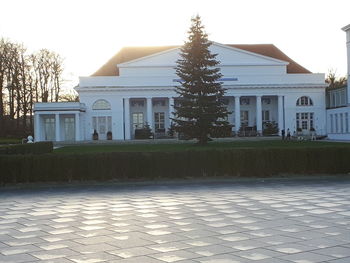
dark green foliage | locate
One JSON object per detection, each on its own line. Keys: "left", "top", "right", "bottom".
{"left": 1, "top": 147, "right": 350, "bottom": 184}
{"left": 172, "top": 15, "right": 230, "bottom": 145}
{"left": 0, "top": 141, "right": 53, "bottom": 155}
{"left": 263, "top": 121, "right": 279, "bottom": 136}
{"left": 210, "top": 125, "right": 233, "bottom": 138}
{"left": 134, "top": 124, "right": 153, "bottom": 139}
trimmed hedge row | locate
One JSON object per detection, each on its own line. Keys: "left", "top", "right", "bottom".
{"left": 0, "top": 147, "right": 350, "bottom": 184}
{"left": 0, "top": 142, "right": 53, "bottom": 155}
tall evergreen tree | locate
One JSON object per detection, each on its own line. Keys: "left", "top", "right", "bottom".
{"left": 172, "top": 15, "right": 230, "bottom": 144}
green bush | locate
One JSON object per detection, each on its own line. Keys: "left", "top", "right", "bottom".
{"left": 263, "top": 121, "right": 279, "bottom": 136}
{"left": 0, "top": 147, "right": 350, "bottom": 184}
{"left": 134, "top": 124, "right": 153, "bottom": 139}
{"left": 210, "top": 125, "right": 233, "bottom": 138}
{"left": 0, "top": 141, "right": 53, "bottom": 155}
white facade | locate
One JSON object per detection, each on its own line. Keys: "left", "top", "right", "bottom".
{"left": 34, "top": 42, "right": 327, "bottom": 141}
{"left": 326, "top": 24, "right": 350, "bottom": 140}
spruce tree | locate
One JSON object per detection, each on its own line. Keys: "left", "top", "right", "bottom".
{"left": 172, "top": 15, "right": 230, "bottom": 145}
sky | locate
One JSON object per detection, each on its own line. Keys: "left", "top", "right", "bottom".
{"left": 0, "top": 0, "right": 349, "bottom": 92}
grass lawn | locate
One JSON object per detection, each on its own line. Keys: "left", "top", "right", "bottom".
{"left": 54, "top": 140, "right": 350, "bottom": 154}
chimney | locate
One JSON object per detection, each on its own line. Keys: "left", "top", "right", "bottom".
{"left": 342, "top": 24, "right": 350, "bottom": 105}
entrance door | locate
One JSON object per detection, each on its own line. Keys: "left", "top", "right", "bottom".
{"left": 92, "top": 116, "right": 112, "bottom": 140}
{"left": 240, "top": 111, "right": 249, "bottom": 127}
{"left": 132, "top": 112, "right": 144, "bottom": 131}
{"left": 296, "top": 112, "right": 314, "bottom": 133}
{"left": 44, "top": 117, "right": 55, "bottom": 141}
{"left": 64, "top": 117, "right": 75, "bottom": 141}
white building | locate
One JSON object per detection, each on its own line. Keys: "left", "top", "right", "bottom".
{"left": 34, "top": 42, "right": 327, "bottom": 141}
{"left": 326, "top": 24, "right": 350, "bottom": 140}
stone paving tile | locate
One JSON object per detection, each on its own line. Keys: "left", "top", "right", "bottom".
{"left": 329, "top": 257, "right": 350, "bottom": 263}
{"left": 107, "top": 255, "right": 164, "bottom": 263}
{"left": 0, "top": 253, "right": 38, "bottom": 262}
{"left": 196, "top": 253, "right": 247, "bottom": 263}
{"left": 0, "top": 178, "right": 350, "bottom": 263}
{"left": 279, "top": 251, "right": 337, "bottom": 262}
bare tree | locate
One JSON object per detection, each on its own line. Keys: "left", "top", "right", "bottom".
{"left": 0, "top": 38, "right": 65, "bottom": 136}
{"left": 326, "top": 70, "right": 347, "bottom": 90}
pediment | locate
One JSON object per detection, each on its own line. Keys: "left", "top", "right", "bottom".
{"left": 117, "top": 42, "right": 288, "bottom": 68}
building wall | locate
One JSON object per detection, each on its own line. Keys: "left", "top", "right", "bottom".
{"left": 326, "top": 106, "right": 350, "bottom": 140}
{"left": 35, "top": 43, "right": 328, "bottom": 141}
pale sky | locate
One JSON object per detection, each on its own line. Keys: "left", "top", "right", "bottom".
{"left": 1, "top": 0, "right": 349, "bottom": 92}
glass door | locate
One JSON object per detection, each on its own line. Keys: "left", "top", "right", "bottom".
{"left": 64, "top": 117, "right": 75, "bottom": 141}
{"left": 44, "top": 117, "right": 55, "bottom": 141}
{"left": 92, "top": 116, "right": 112, "bottom": 140}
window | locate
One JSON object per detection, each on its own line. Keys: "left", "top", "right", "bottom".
{"left": 132, "top": 113, "right": 144, "bottom": 130}
{"left": 296, "top": 112, "right": 314, "bottom": 131}
{"left": 44, "top": 117, "right": 55, "bottom": 141}
{"left": 330, "top": 114, "right": 334, "bottom": 133}
{"left": 63, "top": 117, "right": 75, "bottom": 141}
{"left": 92, "top": 116, "right": 112, "bottom": 135}
{"left": 332, "top": 93, "right": 336, "bottom": 108}
{"left": 153, "top": 99, "right": 166, "bottom": 107}
{"left": 296, "top": 96, "right": 313, "bottom": 106}
{"left": 92, "top": 99, "right": 111, "bottom": 110}
{"left": 131, "top": 100, "right": 145, "bottom": 107}
{"left": 335, "top": 114, "right": 338, "bottom": 133}
{"left": 240, "top": 98, "right": 250, "bottom": 105}
{"left": 340, "top": 113, "right": 344, "bottom": 133}
{"left": 345, "top": 113, "right": 349, "bottom": 133}
{"left": 262, "top": 110, "right": 270, "bottom": 121}
{"left": 262, "top": 98, "right": 271, "bottom": 105}
{"left": 154, "top": 112, "right": 165, "bottom": 131}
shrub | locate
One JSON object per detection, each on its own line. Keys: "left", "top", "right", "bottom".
{"left": 0, "top": 147, "right": 350, "bottom": 185}
{"left": 263, "top": 121, "right": 279, "bottom": 136}
{"left": 0, "top": 141, "right": 53, "bottom": 155}
{"left": 135, "top": 124, "right": 153, "bottom": 139}
{"left": 210, "top": 125, "right": 233, "bottom": 138}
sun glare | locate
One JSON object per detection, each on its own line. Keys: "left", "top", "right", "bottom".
{"left": 0, "top": 0, "right": 349, "bottom": 90}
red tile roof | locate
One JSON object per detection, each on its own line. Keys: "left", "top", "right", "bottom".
{"left": 91, "top": 44, "right": 311, "bottom": 76}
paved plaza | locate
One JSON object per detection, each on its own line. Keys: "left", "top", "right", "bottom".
{"left": 0, "top": 178, "right": 350, "bottom": 263}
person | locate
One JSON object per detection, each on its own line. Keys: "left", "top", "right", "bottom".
{"left": 286, "top": 129, "right": 291, "bottom": 140}
{"left": 310, "top": 128, "right": 316, "bottom": 141}
{"left": 281, "top": 129, "right": 285, "bottom": 140}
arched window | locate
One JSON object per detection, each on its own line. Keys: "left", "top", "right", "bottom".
{"left": 92, "top": 99, "right": 111, "bottom": 110}
{"left": 296, "top": 96, "right": 313, "bottom": 106}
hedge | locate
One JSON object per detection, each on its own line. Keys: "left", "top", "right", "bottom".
{"left": 0, "top": 142, "right": 53, "bottom": 155}
{"left": 0, "top": 147, "right": 350, "bottom": 184}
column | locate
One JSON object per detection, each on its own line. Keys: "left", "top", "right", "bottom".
{"left": 168, "top": 97, "right": 174, "bottom": 128}
{"left": 55, "top": 113, "right": 60, "bottom": 142}
{"left": 234, "top": 96, "right": 241, "bottom": 135}
{"left": 256, "top": 96, "right": 262, "bottom": 135}
{"left": 278, "top": 95, "right": 284, "bottom": 135}
{"left": 34, "top": 113, "right": 41, "bottom": 142}
{"left": 124, "top": 98, "right": 131, "bottom": 140}
{"left": 147, "top": 97, "right": 153, "bottom": 131}
{"left": 75, "top": 112, "right": 80, "bottom": 141}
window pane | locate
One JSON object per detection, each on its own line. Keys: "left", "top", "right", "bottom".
{"left": 93, "top": 100, "right": 111, "bottom": 110}
{"left": 335, "top": 114, "right": 338, "bottom": 132}
{"left": 107, "top": 116, "right": 112, "bottom": 132}
{"left": 330, "top": 114, "right": 333, "bottom": 133}
{"left": 340, "top": 113, "right": 344, "bottom": 133}
{"left": 301, "top": 121, "right": 305, "bottom": 129}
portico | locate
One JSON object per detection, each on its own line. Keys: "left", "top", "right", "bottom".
{"left": 34, "top": 102, "right": 85, "bottom": 142}
{"left": 120, "top": 94, "right": 284, "bottom": 139}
